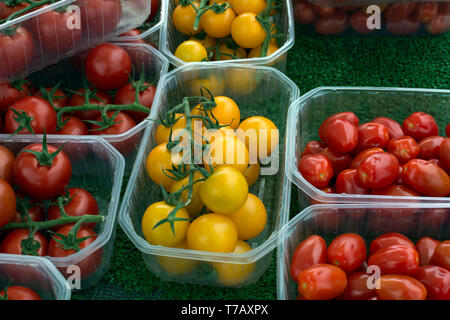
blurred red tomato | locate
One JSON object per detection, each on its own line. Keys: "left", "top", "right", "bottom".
{"left": 356, "top": 123, "right": 390, "bottom": 153}
{"left": 290, "top": 235, "right": 327, "bottom": 281}
{"left": 314, "top": 11, "right": 349, "bottom": 35}
{"left": 402, "top": 159, "right": 450, "bottom": 197}
{"left": 297, "top": 264, "right": 348, "bottom": 300}
{"left": 386, "top": 136, "right": 420, "bottom": 164}
{"left": 414, "top": 265, "right": 450, "bottom": 300}
{"left": 430, "top": 241, "right": 450, "bottom": 270}
{"left": 403, "top": 112, "right": 439, "bottom": 142}
{"left": 298, "top": 154, "right": 334, "bottom": 188}
{"left": 416, "top": 237, "right": 440, "bottom": 266}
{"left": 335, "top": 169, "right": 368, "bottom": 194}
{"left": 338, "top": 271, "right": 376, "bottom": 300}
{"left": 369, "top": 232, "right": 415, "bottom": 256}
{"left": 301, "top": 140, "right": 326, "bottom": 157}
{"left": 376, "top": 275, "right": 426, "bottom": 300}
{"left": 372, "top": 117, "right": 404, "bottom": 139}
{"left": 356, "top": 152, "right": 399, "bottom": 189}
{"left": 368, "top": 244, "right": 419, "bottom": 275}
{"left": 327, "top": 233, "right": 367, "bottom": 273}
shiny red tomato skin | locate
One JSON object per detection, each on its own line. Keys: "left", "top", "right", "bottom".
{"left": 10, "top": 193, "right": 44, "bottom": 223}
{"left": 79, "top": 0, "right": 122, "bottom": 37}
{"left": 298, "top": 154, "right": 334, "bottom": 189}
{"left": 402, "top": 159, "right": 450, "bottom": 197}
{"left": 403, "top": 112, "right": 439, "bottom": 142}
{"left": 0, "top": 286, "right": 41, "bottom": 300}
{"left": 35, "top": 88, "right": 68, "bottom": 109}
{"left": 313, "top": 5, "right": 336, "bottom": 18}
{"left": 368, "top": 244, "right": 419, "bottom": 276}
{"left": 297, "top": 264, "right": 348, "bottom": 300}
{"left": 0, "top": 81, "right": 32, "bottom": 112}
{"left": 290, "top": 235, "right": 328, "bottom": 282}
{"left": 335, "top": 169, "right": 369, "bottom": 195}
{"left": 47, "top": 188, "right": 99, "bottom": 230}
{"left": 418, "top": 136, "right": 445, "bottom": 160}
{"left": 414, "top": 2, "right": 439, "bottom": 23}
{"left": 301, "top": 140, "right": 326, "bottom": 157}
{"left": 324, "top": 119, "right": 358, "bottom": 153}
{"left": 356, "top": 152, "right": 399, "bottom": 189}
{"left": 0, "top": 26, "right": 35, "bottom": 79}
{"left": 327, "top": 233, "right": 367, "bottom": 273}
{"left": 369, "top": 233, "right": 415, "bottom": 256}
{"left": 0, "top": 229, "right": 48, "bottom": 256}
{"left": 0, "top": 145, "right": 15, "bottom": 183}
{"left": 13, "top": 143, "right": 72, "bottom": 201}
{"left": 320, "top": 147, "right": 352, "bottom": 176}
{"left": 386, "top": 17, "right": 421, "bottom": 35}
{"left": 426, "top": 13, "right": 450, "bottom": 35}
{"left": 338, "top": 272, "right": 376, "bottom": 300}
{"left": 350, "top": 11, "right": 373, "bottom": 34}
{"left": 85, "top": 44, "right": 132, "bottom": 91}
{"left": 414, "top": 265, "right": 450, "bottom": 300}
{"left": 68, "top": 89, "right": 111, "bottom": 121}
{"left": 384, "top": 2, "right": 417, "bottom": 22}
{"left": 4, "top": 96, "right": 57, "bottom": 134}
{"left": 314, "top": 11, "right": 349, "bottom": 35}
{"left": 430, "top": 241, "right": 450, "bottom": 270}
{"left": 318, "top": 112, "right": 359, "bottom": 143}
{"left": 57, "top": 116, "right": 88, "bottom": 135}
{"left": 294, "top": 1, "right": 316, "bottom": 25}
{"left": 376, "top": 275, "right": 427, "bottom": 300}
{"left": 372, "top": 117, "right": 404, "bottom": 140}
{"left": 370, "top": 184, "right": 420, "bottom": 197}
{"left": 350, "top": 148, "right": 384, "bottom": 169}
{"left": 355, "top": 123, "right": 390, "bottom": 153}
{"left": 113, "top": 83, "right": 156, "bottom": 122}
{"left": 386, "top": 136, "right": 420, "bottom": 164}
{"left": 439, "top": 138, "right": 450, "bottom": 174}
{"left": 0, "top": 179, "right": 16, "bottom": 227}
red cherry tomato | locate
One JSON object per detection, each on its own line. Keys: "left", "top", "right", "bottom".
{"left": 430, "top": 241, "right": 450, "bottom": 270}
{"left": 372, "top": 117, "right": 404, "bottom": 140}
{"left": 0, "top": 229, "right": 48, "bottom": 256}
{"left": 0, "top": 286, "right": 41, "bottom": 300}
{"left": 418, "top": 136, "right": 445, "bottom": 160}
{"left": 320, "top": 147, "right": 352, "bottom": 176}
{"left": 376, "top": 275, "right": 427, "bottom": 300}
{"left": 11, "top": 193, "right": 44, "bottom": 223}
{"left": 416, "top": 237, "right": 440, "bottom": 266}
{"left": 414, "top": 265, "right": 450, "bottom": 300}
{"left": 439, "top": 138, "right": 450, "bottom": 174}
{"left": 0, "top": 145, "right": 15, "bottom": 183}
{"left": 114, "top": 82, "right": 156, "bottom": 122}
{"left": 335, "top": 169, "right": 368, "bottom": 195}
{"left": 386, "top": 136, "right": 421, "bottom": 164}
{"left": 356, "top": 152, "right": 399, "bottom": 189}
{"left": 369, "top": 233, "right": 415, "bottom": 256}
{"left": 413, "top": 2, "right": 439, "bottom": 23}
{"left": 403, "top": 112, "right": 439, "bottom": 142}
{"left": 318, "top": 112, "right": 359, "bottom": 143}
{"left": 47, "top": 188, "right": 99, "bottom": 230}
{"left": 0, "top": 81, "right": 33, "bottom": 112}
{"left": 386, "top": 16, "right": 421, "bottom": 35}
{"left": 294, "top": 1, "right": 316, "bottom": 25}
{"left": 368, "top": 244, "right": 419, "bottom": 276}
{"left": 57, "top": 116, "right": 89, "bottom": 135}
{"left": 313, "top": 5, "right": 336, "bottom": 18}
{"left": 426, "top": 13, "right": 450, "bottom": 35}
{"left": 327, "top": 233, "right": 367, "bottom": 273}
{"left": 384, "top": 2, "right": 417, "bottom": 22}
{"left": 35, "top": 87, "right": 68, "bottom": 109}
{"left": 290, "top": 235, "right": 327, "bottom": 282}
{"left": 402, "top": 159, "right": 450, "bottom": 197}
{"left": 119, "top": 29, "right": 146, "bottom": 44}
{"left": 13, "top": 143, "right": 72, "bottom": 201}
{"left": 350, "top": 148, "right": 384, "bottom": 169}
{"left": 0, "top": 2, "right": 30, "bottom": 20}
{"left": 324, "top": 119, "right": 358, "bottom": 153}
{"left": 85, "top": 44, "right": 132, "bottom": 91}
{"left": 68, "top": 89, "right": 111, "bottom": 121}
{"left": 338, "top": 271, "right": 376, "bottom": 300}
{"left": 4, "top": 96, "right": 57, "bottom": 134}
{"left": 356, "top": 123, "right": 390, "bottom": 153}
{"left": 314, "top": 11, "right": 349, "bottom": 35}
{"left": 370, "top": 184, "right": 420, "bottom": 197}
{"left": 301, "top": 140, "right": 326, "bottom": 157}
{"left": 79, "top": 0, "right": 122, "bottom": 37}
{"left": 297, "top": 264, "right": 348, "bottom": 300}
{"left": 0, "top": 26, "right": 35, "bottom": 79}
{"left": 298, "top": 154, "right": 334, "bottom": 189}
{"left": 0, "top": 179, "right": 15, "bottom": 227}
{"left": 350, "top": 11, "right": 373, "bottom": 34}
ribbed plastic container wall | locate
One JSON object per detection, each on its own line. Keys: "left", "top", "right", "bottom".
{"left": 286, "top": 87, "right": 450, "bottom": 209}
{"left": 0, "top": 136, "right": 125, "bottom": 290}
{"left": 119, "top": 63, "right": 299, "bottom": 287}
{"left": 0, "top": 0, "right": 151, "bottom": 83}
{"left": 277, "top": 204, "right": 450, "bottom": 300}
{"left": 0, "top": 254, "right": 71, "bottom": 300}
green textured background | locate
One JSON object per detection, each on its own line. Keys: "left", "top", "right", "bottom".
{"left": 72, "top": 27, "right": 450, "bottom": 300}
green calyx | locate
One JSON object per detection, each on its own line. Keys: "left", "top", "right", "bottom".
{"left": 20, "top": 133, "right": 64, "bottom": 167}
{"left": 10, "top": 107, "right": 35, "bottom": 136}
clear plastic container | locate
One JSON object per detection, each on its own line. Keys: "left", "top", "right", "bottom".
{"left": 0, "top": 42, "right": 169, "bottom": 173}
{"left": 0, "top": 0, "right": 151, "bottom": 83}
{"left": 118, "top": 63, "right": 300, "bottom": 287}
{"left": 277, "top": 203, "right": 450, "bottom": 300}
{"left": 0, "top": 254, "right": 71, "bottom": 300}
{"left": 160, "top": 0, "right": 295, "bottom": 72}
{"left": 286, "top": 87, "right": 450, "bottom": 208}
{"left": 0, "top": 135, "right": 125, "bottom": 290}
{"left": 293, "top": 0, "right": 450, "bottom": 35}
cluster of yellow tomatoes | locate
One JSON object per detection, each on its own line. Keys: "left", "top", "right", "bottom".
{"left": 140, "top": 89, "right": 279, "bottom": 285}
{"left": 172, "top": 0, "right": 281, "bottom": 63}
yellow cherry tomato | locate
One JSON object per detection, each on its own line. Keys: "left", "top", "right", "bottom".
{"left": 227, "top": 68, "right": 258, "bottom": 96}
{"left": 231, "top": 13, "right": 266, "bottom": 49}
{"left": 213, "top": 240, "right": 255, "bottom": 286}
{"left": 146, "top": 143, "right": 183, "bottom": 190}
{"left": 229, "top": 193, "right": 267, "bottom": 240}
{"left": 156, "top": 239, "right": 199, "bottom": 275}
{"left": 204, "top": 134, "right": 249, "bottom": 173}
{"left": 209, "top": 0, "right": 228, "bottom": 4}
{"left": 187, "top": 213, "right": 238, "bottom": 252}
{"left": 188, "top": 75, "right": 226, "bottom": 96}
{"left": 175, "top": 40, "right": 208, "bottom": 62}
{"left": 172, "top": 2, "right": 202, "bottom": 35}
{"left": 248, "top": 42, "right": 279, "bottom": 59}
{"left": 141, "top": 201, "right": 190, "bottom": 247}
{"left": 230, "top": 0, "right": 267, "bottom": 15}
{"left": 155, "top": 113, "right": 187, "bottom": 145}
{"left": 270, "top": 22, "right": 279, "bottom": 46}
{"left": 170, "top": 171, "right": 205, "bottom": 218}
{"left": 243, "top": 162, "right": 260, "bottom": 187}
{"left": 189, "top": 35, "right": 217, "bottom": 58}
{"left": 216, "top": 42, "right": 247, "bottom": 61}
{"left": 205, "top": 96, "right": 241, "bottom": 129}
{"left": 199, "top": 166, "right": 249, "bottom": 214}
{"left": 200, "top": 7, "right": 236, "bottom": 39}
{"left": 236, "top": 116, "right": 279, "bottom": 161}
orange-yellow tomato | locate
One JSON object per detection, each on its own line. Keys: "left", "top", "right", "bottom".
{"left": 207, "top": 96, "right": 241, "bottom": 129}
{"left": 172, "top": 2, "right": 202, "bottom": 35}
{"left": 155, "top": 113, "right": 187, "bottom": 145}
{"left": 229, "top": 193, "right": 267, "bottom": 240}
{"left": 175, "top": 40, "right": 208, "bottom": 62}
{"left": 146, "top": 143, "right": 183, "bottom": 190}
{"left": 216, "top": 42, "right": 247, "bottom": 61}
{"left": 204, "top": 134, "right": 249, "bottom": 173}
{"left": 248, "top": 43, "right": 279, "bottom": 59}
{"left": 230, "top": 0, "right": 267, "bottom": 15}
{"left": 243, "top": 162, "right": 260, "bottom": 187}
{"left": 170, "top": 171, "right": 205, "bottom": 218}
{"left": 156, "top": 239, "right": 199, "bottom": 275}
{"left": 200, "top": 7, "right": 236, "bottom": 39}
{"left": 231, "top": 13, "right": 266, "bottom": 49}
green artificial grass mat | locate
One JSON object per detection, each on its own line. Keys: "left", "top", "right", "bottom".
{"left": 72, "top": 28, "right": 450, "bottom": 300}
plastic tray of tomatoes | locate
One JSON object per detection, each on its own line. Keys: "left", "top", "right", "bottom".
{"left": 0, "top": 42, "right": 169, "bottom": 173}
{"left": 0, "top": 254, "right": 71, "bottom": 300}
{"left": 118, "top": 63, "right": 299, "bottom": 287}
{"left": 285, "top": 87, "right": 450, "bottom": 208}
{"left": 159, "top": 0, "right": 295, "bottom": 72}
{"left": 0, "top": 0, "right": 152, "bottom": 83}
{"left": 293, "top": 0, "right": 450, "bottom": 35}
{"left": 277, "top": 203, "right": 450, "bottom": 300}
{"left": 0, "top": 135, "right": 125, "bottom": 290}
